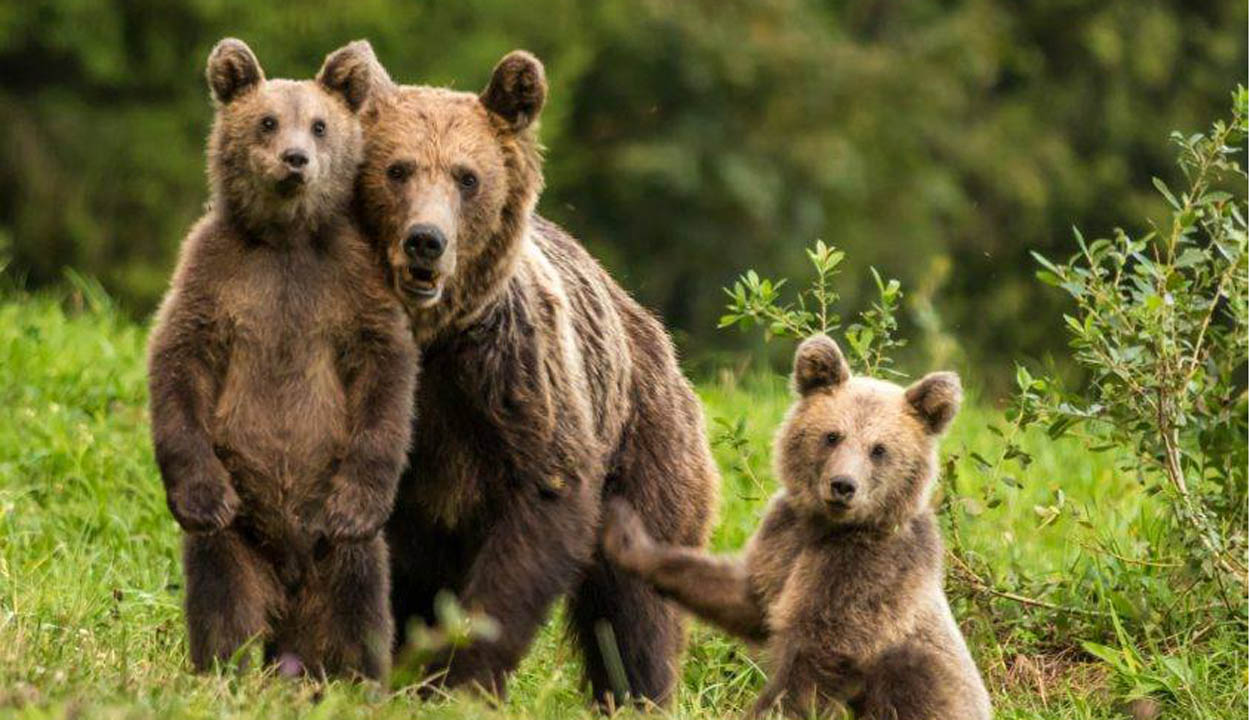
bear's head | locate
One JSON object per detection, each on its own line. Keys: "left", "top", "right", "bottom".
{"left": 774, "top": 335, "right": 962, "bottom": 530}
{"left": 205, "top": 38, "right": 376, "bottom": 233}
{"left": 347, "top": 47, "right": 546, "bottom": 331}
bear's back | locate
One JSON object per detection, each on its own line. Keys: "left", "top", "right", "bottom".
{"left": 526, "top": 217, "right": 634, "bottom": 439}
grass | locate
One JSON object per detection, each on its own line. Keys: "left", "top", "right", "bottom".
{"left": 0, "top": 288, "right": 1245, "bottom": 719}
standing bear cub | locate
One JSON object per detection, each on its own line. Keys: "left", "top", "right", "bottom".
{"left": 147, "top": 39, "right": 417, "bottom": 680}
{"left": 338, "top": 44, "right": 719, "bottom": 704}
{"left": 605, "top": 335, "right": 991, "bottom": 719}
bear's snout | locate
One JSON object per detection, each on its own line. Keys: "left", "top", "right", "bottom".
{"left": 404, "top": 224, "right": 447, "bottom": 261}
{"left": 830, "top": 476, "right": 856, "bottom": 501}
{"left": 280, "top": 147, "right": 309, "bottom": 170}
{"left": 828, "top": 475, "right": 857, "bottom": 506}
{"left": 395, "top": 223, "right": 450, "bottom": 307}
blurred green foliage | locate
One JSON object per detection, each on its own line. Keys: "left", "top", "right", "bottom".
{"left": 0, "top": 0, "right": 1244, "bottom": 384}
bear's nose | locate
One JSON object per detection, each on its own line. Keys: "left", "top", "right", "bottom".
{"left": 830, "top": 476, "right": 856, "bottom": 501}
{"left": 281, "top": 149, "right": 309, "bottom": 170}
{"left": 404, "top": 224, "right": 447, "bottom": 261}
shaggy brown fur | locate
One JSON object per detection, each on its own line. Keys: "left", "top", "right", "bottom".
{"left": 339, "top": 44, "right": 719, "bottom": 704}
{"left": 147, "top": 39, "right": 417, "bottom": 681}
{"left": 604, "top": 336, "right": 991, "bottom": 719}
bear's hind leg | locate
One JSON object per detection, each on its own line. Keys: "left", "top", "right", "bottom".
{"left": 569, "top": 553, "right": 684, "bottom": 708}
{"left": 292, "top": 535, "right": 393, "bottom": 681}
{"left": 581, "top": 352, "right": 718, "bottom": 707}
{"left": 183, "top": 530, "right": 279, "bottom": 672}
{"left": 856, "top": 644, "right": 954, "bottom": 720}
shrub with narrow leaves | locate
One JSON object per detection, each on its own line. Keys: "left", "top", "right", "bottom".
{"left": 1016, "top": 88, "right": 1248, "bottom": 599}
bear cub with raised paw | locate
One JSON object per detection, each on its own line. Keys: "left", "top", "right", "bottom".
{"left": 147, "top": 38, "right": 416, "bottom": 681}
{"left": 605, "top": 334, "right": 991, "bottom": 719}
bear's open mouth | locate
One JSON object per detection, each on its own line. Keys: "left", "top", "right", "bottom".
{"left": 404, "top": 266, "right": 443, "bottom": 303}
{"left": 275, "top": 172, "right": 306, "bottom": 196}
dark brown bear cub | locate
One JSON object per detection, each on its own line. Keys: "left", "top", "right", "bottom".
{"left": 337, "top": 44, "right": 719, "bottom": 704}
{"left": 605, "top": 335, "right": 991, "bottom": 719}
{"left": 147, "top": 39, "right": 416, "bottom": 681}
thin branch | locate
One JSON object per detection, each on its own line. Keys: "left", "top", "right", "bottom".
{"left": 1183, "top": 260, "right": 1236, "bottom": 385}
{"left": 946, "top": 550, "right": 1110, "bottom": 619}
{"left": 1155, "top": 392, "right": 1248, "bottom": 583}
{"left": 1076, "top": 541, "right": 1182, "bottom": 568}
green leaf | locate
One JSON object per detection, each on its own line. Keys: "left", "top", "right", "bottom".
{"left": 1035, "top": 270, "right": 1063, "bottom": 286}
{"left": 1081, "top": 641, "right": 1129, "bottom": 671}
{"left": 1031, "top": 251, "right": 1062, "bottom": 274}
{"left": 1174, "top": 247, "right": 1207, "bottom": 268}
{"left": 1152, "top": 177, "right": 1180, "bottom": 209}
{"left": 1160, "top": 656, "right": 1194, "bottom": 686}
{"left": 969, "top": 452, "right": 993, "bottom": 469}
{"left": 1015, "top": 365, "right": 1033, "bottom": 391}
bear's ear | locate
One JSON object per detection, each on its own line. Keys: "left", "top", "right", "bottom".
{"left": 905, "top": 372, "right": 962, "bottom": 435}
{"left": 480, "top": 50, "right": 547, "bottom": 132}
{"left": 207, "top": 38, "right": 264, "bottom": 105}
{"left": 793, "top": 335, "right": 850, "bottom": 396}
{"left": 317, "top": 39, "right": 393, "bottom": 113}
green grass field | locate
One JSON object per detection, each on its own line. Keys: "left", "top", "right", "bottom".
{"left": 1, "top": 290, "right": 1245, "bottom": 719}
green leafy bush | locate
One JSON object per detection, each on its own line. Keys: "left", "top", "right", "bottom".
{"left": 1016, "top": 88, "right": 1248, "bottom": 601}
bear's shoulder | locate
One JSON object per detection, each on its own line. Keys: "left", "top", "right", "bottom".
{"left": 745, "top": 492, "right": 809, "bottom": 608}
{"left": 167, "top": 212, "right": 247, "bottom": 300}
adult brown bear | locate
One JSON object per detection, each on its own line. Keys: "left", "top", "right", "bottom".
{"left": 337, "top": 42, "right": 720, "bottom": 704}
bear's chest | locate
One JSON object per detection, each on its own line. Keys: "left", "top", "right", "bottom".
{"left": 209, "top": 247, "right": 355, "bottom": 480}
{"left": 218, "top": 249, "right": 352, "bottom": 348}
{"left": 404, "top": 359, "right": 520, "bottom": 526}
{"left": 404, "top": 341, "right": 605, "bottom": 527}
{"left": 771, "top": 535, "right": 922, "bottom": 648}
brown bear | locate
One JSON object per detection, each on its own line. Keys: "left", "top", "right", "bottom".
{"left": 336, "top": 43, "right": 720, "bottom": 704}
{"left": 146, "top": 38, "right": 417, "bottom": 681}
{"left": 603, "top": 335, "right": 992, "bottom": 719}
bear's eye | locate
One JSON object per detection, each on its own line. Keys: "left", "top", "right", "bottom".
{"left": 311, "top": 119, "right": 326, "bottom": 137}
{"left": 260, "top": 116, "right": 278, "bottom": 132}
{"left": 457, "top": 170, "right": 479, "bottom": 193}
{"left": 824, "top": 432, "right": 842, "bottom": 447}
{"left": 870, "top": 444, "right": 887, "bottom": 460}
{"left": 387, "top": 163, "right": 410, "bottom": 182}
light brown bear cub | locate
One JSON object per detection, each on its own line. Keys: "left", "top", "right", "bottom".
{"left": 605, "top": 335, "right": 991, "bottom": 718}
{"left": 147, "top": 39, "right": 416, "bottom": 680}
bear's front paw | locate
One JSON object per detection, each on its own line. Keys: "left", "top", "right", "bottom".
{"left": 602, "top": 498, "right": 656, "bottom": 575}
{"left": 169, "top": 463, "right": 239, "bottom": 532}
{"left": 313, "top": 482, "right": 382, "bottom": 544}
